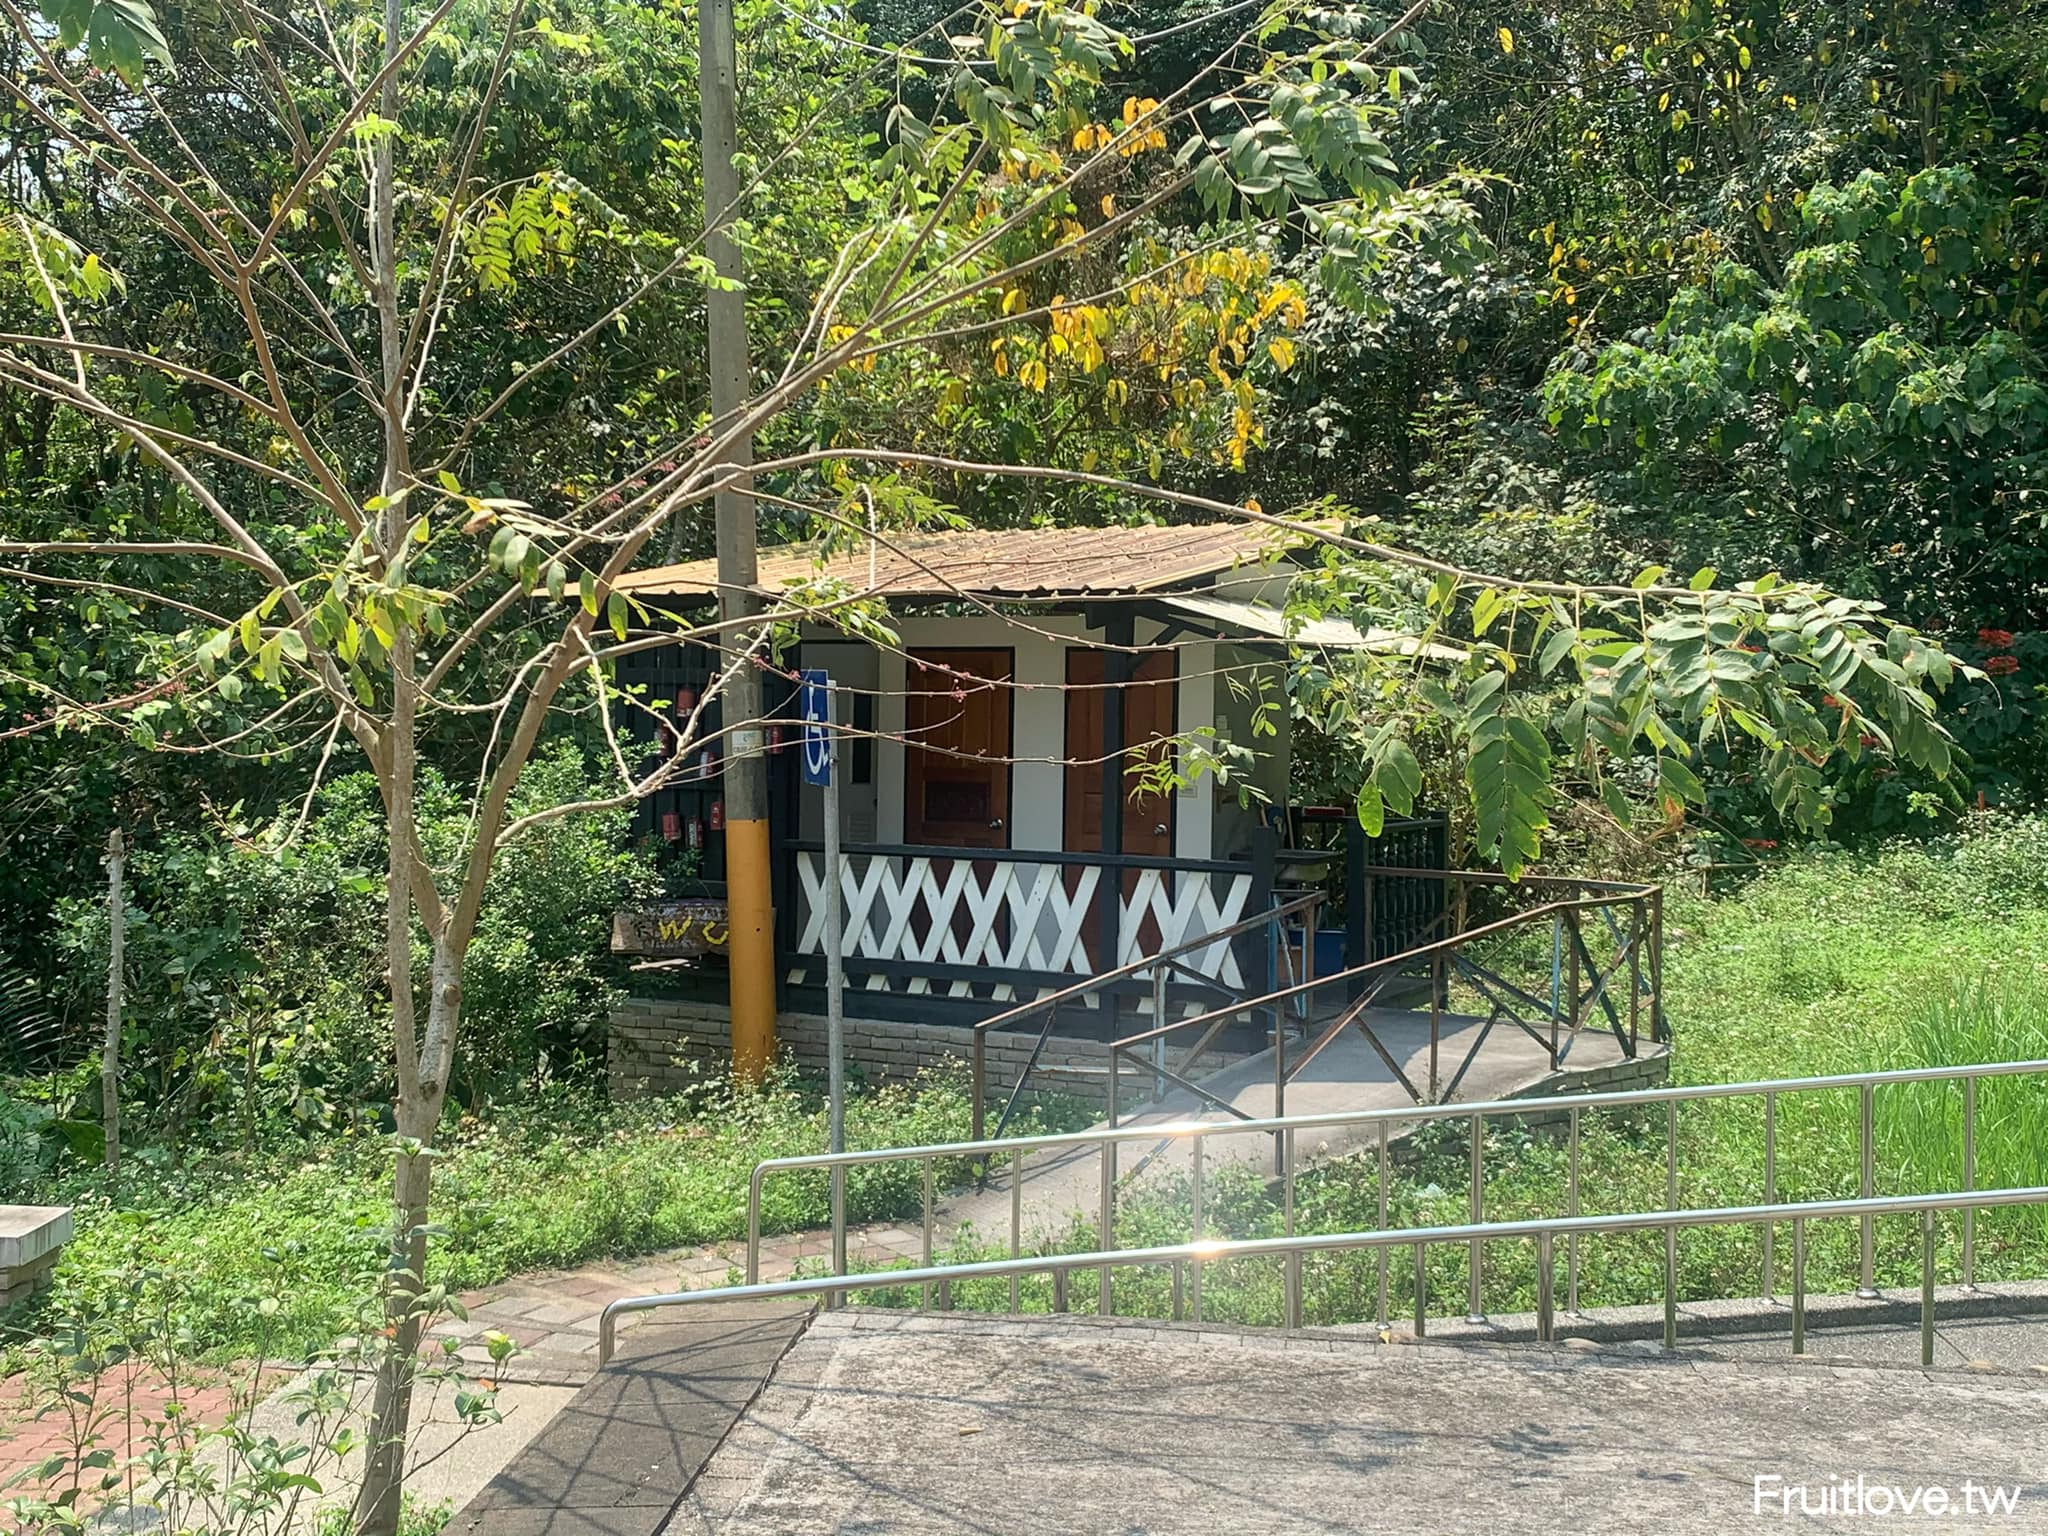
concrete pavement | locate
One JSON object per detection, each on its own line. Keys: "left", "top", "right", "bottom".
{"left": 942, "top": 1006, "right": 1653, "bottom": 1240}
{"left": 665, "top": 1309, "right": 2048, "bottom": 1534}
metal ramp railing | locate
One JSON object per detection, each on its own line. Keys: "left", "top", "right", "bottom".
{"left": 750, "top": 1058, "right": 2048, "bottom": 1326}
{"left": 600, "top": 1184, "right": 2048, "bottom": 1370}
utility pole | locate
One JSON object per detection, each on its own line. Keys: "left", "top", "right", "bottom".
{"left": 102, "top": 827, "right": 124, "bottom": 1172}
{"left": 701, "top": 0, "right": 776, "bottom": 1082}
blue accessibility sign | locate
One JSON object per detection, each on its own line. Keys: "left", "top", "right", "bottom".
{"left": 799, "top": 669, "right": 831, "bottom": 787}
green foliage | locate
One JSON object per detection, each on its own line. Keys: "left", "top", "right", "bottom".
{"left": 44, "top": 743, "right": 655, "bottom": 1144}
{"left": 1545, "top": 167, "right": 2047, "bottom": 630}
{"left": 2, "top": 1066, "right": 1068, "bottom": 1362}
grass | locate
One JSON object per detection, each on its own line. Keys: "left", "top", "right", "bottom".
{"left": 5, "top": 1063, "right": 1088, "bottom": 1363}
{"left": 853, "top": 817, "right": 2048, "bottom": 1325}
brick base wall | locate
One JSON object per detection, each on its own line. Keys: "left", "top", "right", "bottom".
{"left": 1490, "top": 1049, "right": 1673, "bottom": 1135}
{"left": 608, "top": 996, "right": 1117, "bottom": 1104}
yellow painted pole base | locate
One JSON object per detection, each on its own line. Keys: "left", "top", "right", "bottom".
{"left": 725, "top": 816, "right": 777, "bottom": 1085}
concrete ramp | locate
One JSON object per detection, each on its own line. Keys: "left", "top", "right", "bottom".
{"left": 943, "top": 1006, "right": 1656, "bottom": 1240}
{"left": 668, "top": 1311, "right": 2048, "bottom": 1534}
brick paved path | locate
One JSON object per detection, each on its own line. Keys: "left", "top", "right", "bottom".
{"left": 0, "top": 1361, "right": 290, "bottom": 1509}
{"left": 445, "top": 1221, "right": 930, "bottom": 1378}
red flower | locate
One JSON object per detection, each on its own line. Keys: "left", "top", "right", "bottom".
{"left": 1858, "top": 733, "right": 1878, "bottom": 748}
{"left": 1978, "top": 628, "right": 2015, "bottom": 650}
{"left": 1742, "top": 838, "right": 1779, "bottom": 850}
{"left": 1985, "top": 654, "right": 2021, "bottom": 676}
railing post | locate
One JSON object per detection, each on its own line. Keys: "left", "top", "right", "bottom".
{"left": 1649, "top": 884, "right": 1666, "bottom": 1042}
{"left": 1428, "top": 950, "right": 1444, "bottom": 1103}
{"left": 747, "top": 1169, "right": 763, "bottom": 1286}
{"left": 1250, "top": 824, "right": 1278, "bottom": 1044}
{"left": 1283, "top": 1126, "right": 1301, "bottom": 1330}
{"left": 1100, "top": 1070, "right": 1118, "bottom": 1317}
{"left": 922, "top": 1157, "right": 935, "bottom": 1312}
{"left": 1792, "top": 1217, "right": 1807, "bottom": 1355}
{"left": 1628, "top": 897, "right": 1642, "bottom": 1055}
{"left": 1762, "top": 1092, "right": 1777, "bottom": 1302}
{"left": 1413, "top": 1243, "right": 1427, "bottom": 1338}
{"left": 1561, "top": 908, "right": 1580, "bottom": 1068}
{"left": 1963, "top": 1077, "right": 1978, "bottom": 1290}
{"left": 1566, "top": 1106, "right": 1581, "bottom": 1315}
{"left": 972, "top": 1027, "right": 987, "bottom": 1146}
{"left": 1152, "top": 970, "right": 1167, "bottom": 1101}
{"left": 1377, "top": 1120, "right": 1391, "bottom": 1331}
{"left": 1010, "top": 1148, "right": 1023, "bottom": 1314}
{"left": 1466, "top": 1114, "right": 1486, "bottom": 1323}
{"left": 1663, "top": 1100, "right": 1678, "bottom": 1349}
{"left": 1273, "top": 1008, "right": 1287, "bottom": 1172}
{"left": 1858, "top": 1083, "right": 1877, "bottom": 1298}
{"left": 1536, "top": 1232, "right": 1555, "bottom": 1344}
{"left": 1920, "top": 1209, "right": 1937, "bottom": 1368}
{"left": 829, "top": 1163, "right": 846, "bottom": 1310}
{"left": 1190, "top": 1134, "right": 1205, "bottom": 1324}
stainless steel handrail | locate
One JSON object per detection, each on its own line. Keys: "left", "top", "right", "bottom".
{"left": 968, "top": 889, "right": 1326, "bottom": 1145}
{"left": 606, "top": 1184, "right": 2048, "bottom": 1366}
{"left": 748, "top": 1057, "right": 2048, "bottom": 1311}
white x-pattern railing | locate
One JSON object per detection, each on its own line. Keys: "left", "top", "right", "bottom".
{"left": 793, "top": 849, "right": 1253, "bottom": 1002}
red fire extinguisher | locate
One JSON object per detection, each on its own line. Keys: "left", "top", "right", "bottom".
{"left": 709, "top": 799, "right": 724, "bottom": 832}
{"left": 660, "top": 810, "right": 681, "bottom": 842}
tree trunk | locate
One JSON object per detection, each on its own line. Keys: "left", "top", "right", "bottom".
{"left": 352, "top": 940, "right": 461, "bottom": 1536}
{"left": 103, "top": 828, "right": 124, "bottom": 1172}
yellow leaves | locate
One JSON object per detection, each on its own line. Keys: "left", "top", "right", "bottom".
{"left": 1115, "top": 97, "right": 1168, "bottom": 156}
{"left": 1071, "top": 122, "right": 1115, "bottom": 152}
{"left": 1100, "top": 193, "right": 1116, "bottom": 219}
{"left": 1757, "top": 199, "right": 1773, "bottom": 231}
{"left": 1498, "top": 26, "right": 1514, "bottom": 53}
{"left": 1001, "top": 287, "right": 1029, "bottom": 316}
{"left": 1019, "top": 357, "right": 1049, "bottom": 392}
{"left": 823, "top": 323, "right": 874, "bottom": 371}
{"left": 1455, "top": 336, "right": 1469, "bottom": 354}
{"left": 1266, "top": 335, "right": 1297, "bottom": 371}
{"left": 1105, "top": 378, "right": 1129, "bottom": 408}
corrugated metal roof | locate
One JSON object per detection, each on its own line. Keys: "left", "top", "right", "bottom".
{"left": 1159, "top": 594, "right": 1469, "bottom": 661}
{"left": 616, "top": 520, "right": 1319, "bottom": 601}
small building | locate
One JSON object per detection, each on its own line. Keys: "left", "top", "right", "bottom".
{"left": 607, "top": 520, "right": 1450, "bottom": 1054}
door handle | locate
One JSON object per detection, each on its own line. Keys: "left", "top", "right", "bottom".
{"left": 988, "top": 818, "right": 1004, "bottom": 830}
{"left": 1153, "top": 823, "right": 1169, "bottom": 837}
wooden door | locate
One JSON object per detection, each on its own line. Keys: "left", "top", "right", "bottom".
{"left": 1065, "top": 649, "right": 1177, "bottom": 973}
{"left": 904, "top": 648, "right": 1012, "bottom": 848}
{"left": 1064, "top": 649, "right": 1177, "bottom": 856}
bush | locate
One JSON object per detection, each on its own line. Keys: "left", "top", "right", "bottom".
{"left": 44, "top": 741, "right": 657, "bottom": 1151}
